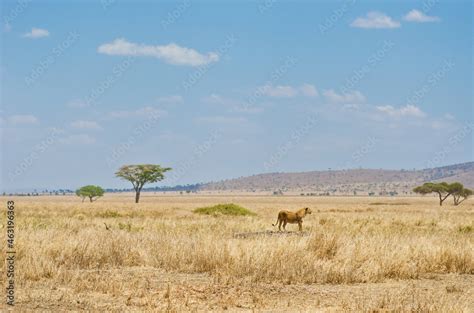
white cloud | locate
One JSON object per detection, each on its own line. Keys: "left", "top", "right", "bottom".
{"left": 260, "top": 85, "right": 298, "bottom": 98}
{"left": 59, "top": 134, "right": 96, "bottom": 145}
{"left": 430, "top": 120, "right": 447, "bottom": 129}
{"left": 98, "top": 38, "right": 219, "bottom": 66}
{"left": 342, "top": 103, "right": 360, "bottom": 111}
{"left": 67, "top": 99, "right": 89, "bottom": 108}
{"left": 109, "top": 106, "right": 168, "bottom": 119}
{"left": 231, "top": 138, "right": 246, "bottom": 144}
{"left": 7, "top": 114, "right": 39, "bottom": 125}
{"left": 46, "top": 126, "right": 66, "bottom": 135}
{"left": 23, "top": 28, "right": 50, "bottom": 38}
{"left": 195, "top": 116, "right": 247, "bottom": 124}
{"left": 299, "top": 84, "right": 319, "bottom": 97}
{"left": 376, "top": 105, "right": 426, "bottom": 118}
{"left": 4, "top": 22, "right": 12, "bottom": 32}
{"left": 203, "top": 93, "right": 243, "bottom": 107}
{"left": 260, "top": 83, "right": 318, "bottom": 98}
{"left": 444, "top": 113, "right": 455, "bottom": 120}
{"left": 351, "top": 12, "right": 401, "bottom": 29}
{"left": 323, "top": 89, "right": 366, "bottom": 104}
{"left": 157, "top": 95, "right": 183, "bottom": 104}
{"left": 232, "top": 106, "right": 264, "bottom": 114}
{"left": 70, "top": 120, "right": 102, "bottom": 130}
{"left": 203, "top": 93, "right": 226, "bottom": 104}
{"left": 404, "top": 10, "right": 440, "bottom": 23}
{"left": 157, "top": 131, "right": 181, "bottom": 141}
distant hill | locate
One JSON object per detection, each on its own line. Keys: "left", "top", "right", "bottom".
{"left": 198, "top": 162, "right": 474, "bottom": 195}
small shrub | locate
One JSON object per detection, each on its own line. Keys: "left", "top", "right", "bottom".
{"left": 31, "top": 220, "right": 49, "bottom": 229}
{"left": 118, "top": 222, "right": 132, "bottom": 231}
{"left": 193, "top": 203, "right": 256, "bottom": 216}
{"left": 458, "top": 225, "right": 473, "bottom": 233}
{"left": 97, "top": 210, "right": 122, "bottom": 218}
{"left": 118, "top": 222, "right": 143, "bottom": 232}
{"left": 74, "top": 213, "right": 85, "bottom": 220}
{"left": 446, "top": 285, "right": 463, "bottom": 293}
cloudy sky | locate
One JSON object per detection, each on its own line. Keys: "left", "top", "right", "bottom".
{"left": 0, "top": 0, "right": 472, "bottom": 191}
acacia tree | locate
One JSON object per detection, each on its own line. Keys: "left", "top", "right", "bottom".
{"left": 76, "top": 185, "right": 105, "bottom": 202}
{"left": 448, "top": 182, "right": 464, "bottom": 204}
{"left": 413, "top": 182, "right": 454, "bottom": 206}
{"left": 116, "top": 164, "right": 171, "bottom": 203}
{"left": 453, "top": 187, "right": 473, "bottom": 206}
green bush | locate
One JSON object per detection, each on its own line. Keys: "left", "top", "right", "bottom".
{"left": 193, "top": 203, "right": 256, "bottom": 216}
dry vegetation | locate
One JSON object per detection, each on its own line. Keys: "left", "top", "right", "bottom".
{"left": 1, "top": 194, "right": 473, "bottom": 312}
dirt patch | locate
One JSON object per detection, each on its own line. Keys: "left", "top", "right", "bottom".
{"left": 369, "top": 202, "right": 411, "bottom": 205}
{"left": 233, "top": 230, "right": 310, "bottom": 238}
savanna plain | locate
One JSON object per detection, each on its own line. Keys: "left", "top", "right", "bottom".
{"left": 1, "top": 194, "right": 473, "bottom": 312}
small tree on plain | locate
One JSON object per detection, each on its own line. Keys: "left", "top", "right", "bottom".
{"left": 115, "top": 164, "right": 171, "bottom": 203}
{"left": 76, "top": 185, "right": 105, "bottom": 202}
{"left": 447, "top": 182, "right": 464, "bottom": 204}
{"left": 453, "top": 187, "right": 473, "bottom": 206}
{"left": 413, "top": 182, "right": 453, "bottom": 206}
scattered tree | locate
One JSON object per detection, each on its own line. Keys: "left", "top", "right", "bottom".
{"left": 273, "top": 190, "right": 283, "bottom": 196}
{"left": 453, "top": 187, "right": 473, "bottom": 206}
{"left": 76, "top": 185, "right": 105, "bottom": 202}
{"left": 115, "top": 164, "right": 171, "bottom": 203}
{"left": 413, "top": 182, "right": 453, "bottom": 206}
{"left": 413, "top": 182, "right": 471, "bottom": 206}
{"left": 447, "top": 182, "right": 464, "bottom": 203}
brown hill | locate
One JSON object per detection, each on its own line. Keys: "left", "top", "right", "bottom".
{"left": 200, "top": 162, "right": 474, "bottom": 195}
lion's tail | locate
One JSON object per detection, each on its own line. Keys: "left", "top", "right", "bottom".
{"left": 272, "top": 215, "right": 279, "bottom": 226}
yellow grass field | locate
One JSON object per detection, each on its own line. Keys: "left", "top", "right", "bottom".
{"left": 1, "top": 194, "right": 473, "bottom": 312}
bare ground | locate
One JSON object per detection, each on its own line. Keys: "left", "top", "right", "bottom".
{"left": 17, "top": 268, "right": 474, "bottom": 312}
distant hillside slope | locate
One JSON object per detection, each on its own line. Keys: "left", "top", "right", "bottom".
{"left": 429, "top": 162, "right": 474, "bottom": 187}
{"left": 200, "top": 162, "right": 474, "bottom": 194}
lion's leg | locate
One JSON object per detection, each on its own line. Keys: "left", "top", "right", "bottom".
{"left": 283, "top": 220, "right": 287, "bottom": 231}
{"left": 278, "top": 219, "right": 282, "bottom": 231}
{"left": 298, "top": 220, "right": 303, "bottom": 231}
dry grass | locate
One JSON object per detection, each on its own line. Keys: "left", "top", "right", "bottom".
{"left": 1, "top": 194, "right": 473, "bottom": 311}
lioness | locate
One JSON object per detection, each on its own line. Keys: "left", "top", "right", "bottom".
{"left": 272, "top": 207, "right": 312, "bottom": 231}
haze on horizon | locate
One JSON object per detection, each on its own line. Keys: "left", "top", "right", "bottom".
{"left": 1, "top": 1, "right": 472, "bottom": 192}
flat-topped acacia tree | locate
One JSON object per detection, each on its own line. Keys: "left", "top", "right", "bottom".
{"left": 115, "top": 164, "right": 171, "bottom": 203}
{"left": 413, "top": 182, "right": 452, "bottom": 206}
{"left": 413, "top": 182, "right": 471, "bottom": 206}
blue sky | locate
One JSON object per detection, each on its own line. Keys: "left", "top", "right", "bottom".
{"left": 0, "top": 0, "right": 472, "bottom": 191}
